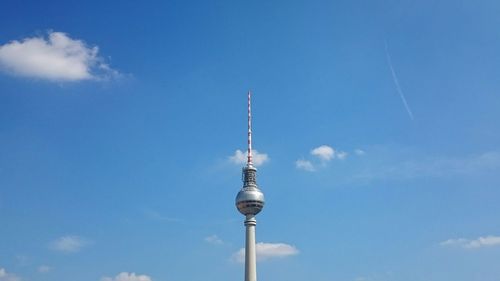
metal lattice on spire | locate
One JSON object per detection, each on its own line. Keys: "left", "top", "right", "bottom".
{"left": 247, "top": 90, "right": 253, "bottom": 166}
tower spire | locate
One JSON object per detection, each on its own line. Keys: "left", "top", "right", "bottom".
{"left": 247, "top": 90, "right": 253, "bottom": 166}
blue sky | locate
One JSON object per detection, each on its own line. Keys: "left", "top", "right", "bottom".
{"left": 1, "top": 0, "right": 500, "bottom": 281}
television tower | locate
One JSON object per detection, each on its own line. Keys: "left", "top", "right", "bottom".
{"left": 235, "top": 91, "right": 265, "bottom": 281}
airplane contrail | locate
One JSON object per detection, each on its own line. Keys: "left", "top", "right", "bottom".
{"left": 384, "top": 41, "right": 414, "bottom": 121}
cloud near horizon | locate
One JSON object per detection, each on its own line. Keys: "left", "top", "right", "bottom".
{"left": 229, "top": 149, "right": 269, "bottom": 167}
{"left": 440, "top": 235, "right": 500, "bottom": 249}
{"left": 0, "top": 31, "right": 118, "bottom": 81}
{"left": 101, "top": 272, "right": 152, "bottom": 281}
{"left": 232, "top": 242, "right": 299, "bottom": 263}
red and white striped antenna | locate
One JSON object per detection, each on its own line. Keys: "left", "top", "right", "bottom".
{"left": 247, "top": 90, "right": 253, "bottom": 166}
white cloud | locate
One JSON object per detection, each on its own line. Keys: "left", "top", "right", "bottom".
{"left": 354, "top": 149, "right": 365, "bottom": 156}
{"left": 440, "top": 235, "right": 500, "bottom": 249}
{"left": 296, "top": 145, "right": 348, "bottom": 171}
{"left": 49, "top": 235, "right": 90, "bottom": 253}
{"left": 0, "top": 268, "right": 21, "bottom": 281}
{"left": 37, "top": 266, "right": 51, "bottom": 273}
{"left": 229, "top": 149, "right": 269, "bottom": 167}
{"left": 295, "top": 159, "right": 315, "bottom": 172}
{"left": 0, "top": 31, "right": 118, "bottom": 81}
{"left": 336, "top": 151, "right": 348, "bottom": 160}
{"left": 311, "top": 145, "right": 335, "bottom": 161}
{"left": 101, "top": 272, "right": 152, "bottom": 281}
{"left": 204, "top": 234, "right": 223, "bottom": 245}
{"left": 440, "top": 238, "right": 468, "bottom": 247}
{"left": 143, "top": 209, "right": 181, "bottom": 222}
{"left": 232, "top": 242, "right": 299, "bottom": 263}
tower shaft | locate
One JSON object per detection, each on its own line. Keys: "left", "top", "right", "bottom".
{"left": 244, "top": 215, "right": 257, "bottom": 281}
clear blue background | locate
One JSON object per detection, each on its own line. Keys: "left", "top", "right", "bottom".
{"left": 1, "top": 0, "right": 499, "bottom": 280}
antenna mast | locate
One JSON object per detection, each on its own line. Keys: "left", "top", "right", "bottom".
{"left": 247, "top": 91, "right": 253, "bottom": 166}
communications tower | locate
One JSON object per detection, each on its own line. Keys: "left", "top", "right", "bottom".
{"left": 235, "top": 91, "right": 265, "bottom": 281}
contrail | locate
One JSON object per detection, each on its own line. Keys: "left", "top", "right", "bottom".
{"left": 384, "top": 41, "right": 414, "bottom": 121}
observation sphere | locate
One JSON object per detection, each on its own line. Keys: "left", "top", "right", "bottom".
{"left": 235, "top": 187, "right": 265, "bottom": 216}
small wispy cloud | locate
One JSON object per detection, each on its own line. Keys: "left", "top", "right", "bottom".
{"left": 143, "top": 209, "right": 181, "bottom": 222}
{"left": 37, "top": 266, "right": 51, "bottom": 274}
{"left": 229, "top": 149, "right": 269, "bottom": 167}
{"left": 336, "top": 151, "right": 348, "bottom": 160}
{"left": 14, "top": 255, "right": 28, "bottom": 267}
{"left": 0, "top": 267, "right": 21, "bottom": 281}
{"left": 440, "top": 235, "right": 500, "bottom": 249}
{"left": 385, "top": 40, "right": 414, "bottom": 120}
{"left": 204, "top": 234, "right": 223, "bottom": 245}
{"left": 354, "top": 149, "right": 365, "bottom": 156}
{"left": 232, "top": 242, "right": 299, "bottom": 263}
{"left": 101, "top": 272, "right": 152, "bottom": 281}
{"left": 0, "top": 31, "right": 119, "bottom": 81}
{"left": 295, "top": 159, "right": 315, "bottom": 172}
{"left": 49, "top": 235, "right": 91, "bottom": 253}
{"left": 356, "top": 151, "right": 500, "bottom": 182}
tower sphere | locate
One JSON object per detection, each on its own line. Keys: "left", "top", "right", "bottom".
{"left": 235, "top": 186, "right": 265, "bottom": 216}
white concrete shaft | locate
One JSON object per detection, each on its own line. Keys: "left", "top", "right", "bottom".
{"left": 244, "top": 215, "right": 257, "bottom": 281}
